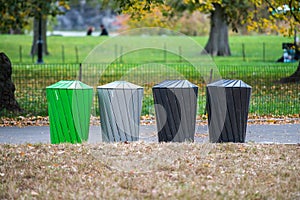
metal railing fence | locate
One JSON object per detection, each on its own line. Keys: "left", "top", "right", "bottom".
{"left": 1, "top": 63, "right": 299, "bottom": 117}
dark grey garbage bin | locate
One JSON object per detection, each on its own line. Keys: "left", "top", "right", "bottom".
{"left": 152, "top": 80, "right": 198, "bottom": 142}
{"left": 97, "top": 81, "right": 143, "bottom": 142}
{"left": 206, "top": 79, "right": 252, "bottom": 143}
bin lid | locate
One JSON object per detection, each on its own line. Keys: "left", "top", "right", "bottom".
{"left": 97, "top": 81, "right": 143, "bottom": 90}
{"left": 207, "top": 79, "right": 251, "bottom": 88}
{"left": 153, "top": 80, "right": 197, "bottom": 89}
{"left": 46, "top": 80, "right": 92, "bottom": 89}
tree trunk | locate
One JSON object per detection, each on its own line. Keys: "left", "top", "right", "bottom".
{"left": 203, "top": 3, "right": 231, "bottom": 56}
{"left": 31, "top": 17, "right": 49, "bottom": 56}
{"left": 280, "top": 62, "right": 300, "bottom": 83}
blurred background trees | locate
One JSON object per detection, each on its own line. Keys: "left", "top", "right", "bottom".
{"left": 1, "top": 0, "right": 300, "bottom": 72}
{"left": 0, "top": 0, "right": 69, "bottom": 56}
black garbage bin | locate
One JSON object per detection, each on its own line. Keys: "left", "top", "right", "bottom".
{"left": 206, "top": 79, "right": 252, "bottom": 143}
{"left": 97, "top": 81, "right": 143, "bottom": 142}
{"left": 152, "top": 80, "right": 198, "bottom": 142}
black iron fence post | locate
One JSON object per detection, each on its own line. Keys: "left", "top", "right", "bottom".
{"left": 79, "top": 63, "right": 82, "bottom": 81}
{"left": 36, "top": 13, "right": 43, "bottom": 64}
{"left": 242, "top": 43, "right": 246, "bottom": 61}
{"left": 19, "top": 45, "right": 22, "bottom": 63}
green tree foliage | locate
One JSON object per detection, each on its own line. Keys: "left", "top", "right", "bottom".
{"left": 246, "top": 0, "right": 300, "bottom": 36}
{"left": 248, "top": 0, "right": 300, "bottom": 83}
{"left": 0, "top": 0, "right": 69, "bottom": 57}
{"left": 0, "top": 0, "right": 69, "bottom": 34}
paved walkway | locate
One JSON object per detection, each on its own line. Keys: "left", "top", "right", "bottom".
{"left": 0, "top": 124, "right": 299, "bottom": 144}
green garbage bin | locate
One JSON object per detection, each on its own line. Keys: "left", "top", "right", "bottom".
{"left": 46, "top": 80, "right": 93, "bottom": 144}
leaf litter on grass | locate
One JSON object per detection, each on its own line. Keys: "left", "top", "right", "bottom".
{"left": 0, "top": 143, "right": 299, "bottom": 199}
{"left": 1, "top": 114, "right": 300, "bottom": 127}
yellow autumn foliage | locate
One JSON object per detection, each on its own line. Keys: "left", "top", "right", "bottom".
{"left": 117, "top": 0, "right": 300, "bottom": 36}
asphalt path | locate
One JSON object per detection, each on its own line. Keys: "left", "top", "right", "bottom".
{"left": 0, "top": 124, "right": 299, "bottom": 144}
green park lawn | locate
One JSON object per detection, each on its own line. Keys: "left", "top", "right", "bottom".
{"left": 0, "top": 34, "right": 299, "bottom": 116}
{"left": 0, "top": 35, "right": 299, "bottom": 199}
{"left": 0, "top": 34, "right": 295, "bottom": 64}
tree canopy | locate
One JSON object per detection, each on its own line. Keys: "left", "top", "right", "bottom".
{"left": 111, "top": 0, "right": 300, "bottom": 34}
{"left": 246, "top": 0, "right": 300, "bottom": 36}
{"left": 111, "top": 0, "right": 252, "bottom": 32}
{"left": 110, "top": 0, "right": 300, "bottom": 57}
{"left": 0, "top": 0, "right": 69, "bottom": 33}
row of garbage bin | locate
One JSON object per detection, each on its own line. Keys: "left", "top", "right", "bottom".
{"left": 46, "top": 79, "right": 251, "bottom": 144}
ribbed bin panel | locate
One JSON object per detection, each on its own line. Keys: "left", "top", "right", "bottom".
{"left": 46, "top": 81, "right": 93, "bottom": 144}
{"left": 207, "top": 79, "right": 252, "bottom": 143}
{"left": 152, "top": 80, "right": 198, "bottom": 142}
{"left": 97, "top": 81, "right": 143, "bottom": 142}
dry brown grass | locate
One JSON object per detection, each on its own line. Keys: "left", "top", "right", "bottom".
{"left": 1, "top": 115, "right": 300, "bottom": 127}
{"left": 0, "top": 142, "right": 299, "bottom": 199}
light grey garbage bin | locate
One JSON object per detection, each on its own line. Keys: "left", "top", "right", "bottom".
{"left": 206, "top": 79, "right": 252, "bottom": 143}
{"left": 152, "top": 80, "right": 198, "bottom": 142}
{"left": 97, "top": 81, "right": 143, "bottom": 142}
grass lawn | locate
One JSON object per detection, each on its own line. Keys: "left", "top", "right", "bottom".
{"left": 0, "top": 34, "right": 294, "bottom": 65}
{"left": 0, "top": 34, "right": 299, "bottom": 117}
{"left": 0, "top": 143, "right": 299, "bottom": 199}
{"left": 6, "top": 62, "right": 299, "bottom": 117}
